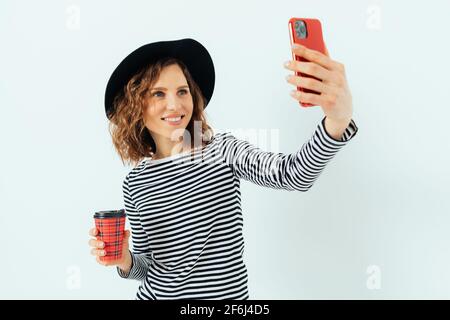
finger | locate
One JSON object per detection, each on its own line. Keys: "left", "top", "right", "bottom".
{"left": 290, "top": 89, "right": 325, "bottom": 106}
{"left": 123, "top": 230, "right": 130, "bottom": 242}
{"left": 96, "top": 256, "right": 107, "bottom": 266}
{"left": 88, "top": 239, "right": 104, "bottom": 248}
{"left": 285, "top": 61, "right": 335, "bottom": 83}
{"left": 122, "top": 231, "right": 131, "bottom": 248}
{"left": 91, "top": 248, "right": 106, "bottom": 257}
{"left": 292, "top": 44, "right": 336, "bottom": 70}
{"left": 89, "top": 228, "right": 98, "bottom": 237}
{"left": 286, "top": 75, "right": 337, "bottom": 95}
{"left": 324, "top": 43, "right": 330, "bottom": 57}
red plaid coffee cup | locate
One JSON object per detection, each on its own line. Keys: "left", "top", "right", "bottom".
{"left": 93, "top": 209, "right": 126, "bottom": 262}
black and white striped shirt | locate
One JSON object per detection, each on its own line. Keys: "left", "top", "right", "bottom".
{"left": 117, "top": 116, "right": 358, "bottom": 300}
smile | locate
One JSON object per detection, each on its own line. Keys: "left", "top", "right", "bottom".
{"left": 161, "top": 115, "right": 185, "bottom": 125}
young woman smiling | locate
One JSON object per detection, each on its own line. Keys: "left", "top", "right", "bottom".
{"left": 88, "top": 38, "right": 358, "bottom": 300}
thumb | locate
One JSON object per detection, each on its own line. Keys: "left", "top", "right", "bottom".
{"left": 124, "top": 230, "right": 131, "bottom": 241}
{"left": 324, "top": 43, "right": 330, "bottom": 57}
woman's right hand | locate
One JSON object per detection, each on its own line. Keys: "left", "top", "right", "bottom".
{"left": 88, "top": 227, "right": 132, "bottom": 273}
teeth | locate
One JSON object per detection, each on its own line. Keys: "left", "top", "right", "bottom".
{"left": 165, "top": 116, "right": 182, "bottom": 122}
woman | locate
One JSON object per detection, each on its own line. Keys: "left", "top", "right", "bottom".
{"left": 88, "top": 38, "right": 358, "bottom": 300}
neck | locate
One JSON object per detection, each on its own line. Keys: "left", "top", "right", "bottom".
{"left": 151, "top": 133, "right": 189, "bottom": 160}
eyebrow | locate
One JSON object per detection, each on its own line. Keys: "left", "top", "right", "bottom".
{"left": 150, "top": 85, "right": 189, "bottom": 91}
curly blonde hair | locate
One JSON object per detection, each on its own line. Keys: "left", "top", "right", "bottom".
{"left": 108, "top": 57, "right": 214, "bottom": 167}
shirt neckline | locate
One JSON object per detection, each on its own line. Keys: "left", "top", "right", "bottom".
{"left": 144, "top": 144, "right": 208, "bottom": 166}
{"left": 147, "top": 148, "right": 194, "bottom": 164}
{"left": 142, "top": 134, "right": 218, "bottom": 167}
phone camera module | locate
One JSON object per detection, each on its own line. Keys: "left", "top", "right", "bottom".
{"left": 295, "top": 20, "right": 307, "bottom": 39}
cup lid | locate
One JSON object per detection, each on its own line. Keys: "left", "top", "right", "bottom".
{"left": 93, "top": 209, "right": 126, "bottom": 219}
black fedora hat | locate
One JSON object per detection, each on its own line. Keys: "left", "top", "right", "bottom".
{"left": 104, "top": 38, "right": 215, "bottom": 120}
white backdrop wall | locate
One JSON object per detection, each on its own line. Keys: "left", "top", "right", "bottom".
{"left": 1, "top": 0, "right": 449, "bottom": 299}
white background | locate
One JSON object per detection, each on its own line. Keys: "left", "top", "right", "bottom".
{"left": 1, "top": 0, "right": 449, "bottom": 299}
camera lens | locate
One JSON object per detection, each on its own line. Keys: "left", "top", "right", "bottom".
{"left": 295, "top": 20, "right": 307, "bottom": 39}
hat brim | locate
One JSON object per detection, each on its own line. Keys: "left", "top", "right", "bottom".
{"left": 104, "top": 38, "right": 215, "bottom": 119}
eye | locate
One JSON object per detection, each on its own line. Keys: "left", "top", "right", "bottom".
{"left": 151, "top": 89, "right": 189, "bottom": 97}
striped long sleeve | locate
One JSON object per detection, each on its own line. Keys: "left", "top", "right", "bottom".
{"left": 116, "top": 174, "right": 153, "bottom": 282}
{"left": 113, "top": 116, "right": 358, "bottom": 300}
{"left": 216, "top": 116, "right": 358, "bottom": 191}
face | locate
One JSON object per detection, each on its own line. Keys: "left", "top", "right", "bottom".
{"left": 143, "top": 64, "right": 193, "bottom": 141}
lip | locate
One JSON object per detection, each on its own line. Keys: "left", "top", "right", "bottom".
{"left": 161, "top": 114, "right": 185, "bottom": 119}
{"left": 161, "top": 115, "right": 185, "bottom": 126}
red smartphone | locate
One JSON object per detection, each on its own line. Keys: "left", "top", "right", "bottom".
{"left": 288, "top": 18, "right": 326, "bottom": 107}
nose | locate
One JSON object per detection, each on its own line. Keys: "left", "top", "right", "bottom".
{"left": 166, "top": 92, "right": 183, "bottom": 110}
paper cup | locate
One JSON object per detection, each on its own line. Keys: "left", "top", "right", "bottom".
{"left": 93, "top": 209, "right": 126, "bottom": 262}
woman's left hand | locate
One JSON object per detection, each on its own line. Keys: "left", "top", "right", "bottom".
{"left": 284, "top": 43, "right": 353, "bottom": 122}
